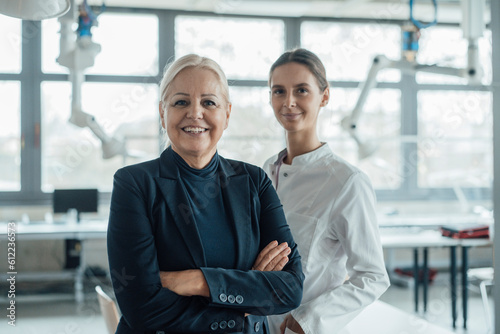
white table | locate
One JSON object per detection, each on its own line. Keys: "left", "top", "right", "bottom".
{"left": 339, "top": 300, "right": 455, "bottom": 334}
{"left": 380, "top": 228, "right": 492, "bottom": 329}
{"left": 0, "top": 220, "right": 108, "bottom": 303}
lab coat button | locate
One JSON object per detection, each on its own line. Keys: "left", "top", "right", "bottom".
{"left": 235, "top": 295, "right": 244, "bottom": 304}
{"left": 254, "top": 321, "right": 260, "bottom": 332}
{"left": 228, "top": 320, "right": 236, "bottom": 328}
{"left": 219, "top": 293, "right": 227, "bottom": 302}
{"left": 283, "top": 172, "right": 288, "bottom": 177}
{"left": 228, "top": 294, "right": 236, "bottom": 303}
{"left": 219, "top": 320, "right": 227, "bottom": 329}
{"left": 210, "top": 322, "right": 218, "bottom": 330}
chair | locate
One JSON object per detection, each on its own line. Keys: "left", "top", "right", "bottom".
{"left": 467, "top": 267, "right": 494, "bottom": 333}
{"left": 95, "top": 285, "right": 120, "bottom": 334}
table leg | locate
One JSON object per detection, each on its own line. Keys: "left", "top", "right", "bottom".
{"left": 462, "top": 246, "right": 469, "bottom": 329}
{"left": 75, "top": 239, "right": 85, "bottom": 304}
{"left": 450, "top": 246, "right": 457, "bottom": 328}
{"left": 414, "top": 248, "right": 419, "bottom": 313}
{"left": 423, "top": 247, "right": 428, "bottom": 313}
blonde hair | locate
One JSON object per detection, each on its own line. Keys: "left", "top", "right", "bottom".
{"left": 159, "top": 54, "right": 230, "bottom": 108}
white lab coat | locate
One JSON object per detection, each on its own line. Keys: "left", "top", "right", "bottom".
{"left": 264, "top": 144, "right": 390, "bottom": 334}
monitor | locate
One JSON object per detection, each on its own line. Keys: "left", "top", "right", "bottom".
{"left": 53, "top": 188, "right": 99, "bottom": 221}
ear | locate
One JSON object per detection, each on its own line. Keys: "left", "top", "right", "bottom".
{"left": 159, "top": 102, "right": 166, "bottom": 129}
{"left": 320, "top": 87, "right": 330, "bottom": 107}
{"left": 224, "top": 103, "right": 232, "bottom": 130}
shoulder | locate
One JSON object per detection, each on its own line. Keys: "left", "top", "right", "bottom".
{"left": 220, "top": 156, "right": 266, "bottom": 180}
{"left": 114, "top": 157, "right": 161, "bottom": 181}
{"left": 319, "top": 148, "right": 372, "bottom": 188}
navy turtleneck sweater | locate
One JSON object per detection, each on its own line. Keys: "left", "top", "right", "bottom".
{"left": 171, "top": 149, "right": 237, "bottom": 269}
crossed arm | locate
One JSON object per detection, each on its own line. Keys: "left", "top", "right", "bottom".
{"left": 160, "top": 240, "right": 291, "bottom": 297}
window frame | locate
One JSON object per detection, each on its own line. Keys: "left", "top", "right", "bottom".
{"left": 0, "top": 9, "right": 492, "bottom": 206}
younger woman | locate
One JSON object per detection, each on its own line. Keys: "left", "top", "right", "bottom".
{"left": 264, "top": 48, "right": 390, "bottom": 334}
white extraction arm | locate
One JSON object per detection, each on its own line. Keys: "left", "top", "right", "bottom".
{"left": 57, "top": 0, "right": 126, "bottom": 159}
{"left": 342, "top": 0, "right": 485, "bottom": 159}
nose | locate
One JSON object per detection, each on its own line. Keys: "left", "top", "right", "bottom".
{"left": 284, "top": 93, "right": 296, "bottom": 108}
{"left": 186, "top": 102, "right": 203, "bottom": 119}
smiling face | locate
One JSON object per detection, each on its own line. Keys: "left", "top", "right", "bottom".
{"left": 160, "top": 67, "right": 231, "bottom": 168}
{"left": 270, "top": 62, "right": 329, "bottom": 135}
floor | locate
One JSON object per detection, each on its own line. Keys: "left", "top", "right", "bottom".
{"left": 0, "top": 271, "right": 494, "bottom": 334}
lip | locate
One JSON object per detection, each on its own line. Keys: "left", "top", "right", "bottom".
{"left": 181, "top": 126, "right": 208, "bottom": 135}
{"left": 280, "top": 112, "right": 303, "bottom": 121}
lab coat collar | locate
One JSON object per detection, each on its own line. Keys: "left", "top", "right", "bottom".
{"left": 272, "top": 143, "right": 331, "bottom": 167}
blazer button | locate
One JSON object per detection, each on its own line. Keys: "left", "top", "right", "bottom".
{"left": 228, "top": 294, "right": 236, "bottom": 303}
{"left": 228, "top": 320, "right": 236, "bottom": 328}
{"left": 219, "top": 293, "right": 227, "bottom": 303}
{"left": 210, "top": 322, "right": 218, "bottom": 330}
{"left": 235, "top": 295, "right": 244, "bottom": 304}
{"left": 156, "top": 331, "right": 165, "bottom": 334}
{"left": 219, "top": 320, "right": 227, "bottom": 329}
{"left": 254, "top": 321, "right": 260, "bottom": 332}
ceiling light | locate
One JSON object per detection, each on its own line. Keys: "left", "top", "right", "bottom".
{"left": 0, "top": 0, "right": 71, "bottom": 20}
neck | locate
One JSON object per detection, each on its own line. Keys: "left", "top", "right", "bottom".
{"left": 284, "top": 129, "right": 322, "bottom": 164}
{"left": 172, "top": 147, "right": 216, "bottom": 169}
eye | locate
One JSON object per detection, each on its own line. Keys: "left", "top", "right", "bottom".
{"left": 203, "top": 100, "right": 217, "bottom": 107}
{"left": 272, "top": 89, "right": 284, "bottom": 95}
{"left": 297, "top": 87, "right": 308, "bottom": 94}
{"left": 172, "top": 100, "right": 188, "bottom": 107}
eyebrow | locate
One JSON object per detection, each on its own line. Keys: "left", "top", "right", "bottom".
{"left": 271, "top": 83, "right": 311, "bottom": 89}
{"left": 171, "top": 92, "right": 218, "bottom": 98}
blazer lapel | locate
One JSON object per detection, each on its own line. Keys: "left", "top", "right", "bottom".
{"left": 154, "top": 148, "right": 206, "bottom": 268}
{"left": 219, "top": 159, "right": 252, "bottom": 270}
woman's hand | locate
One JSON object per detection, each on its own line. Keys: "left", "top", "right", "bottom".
{"left": 160, "top": 269, "right": 210, "bottom": 297}
{"left": 252, "top": 240, "right": 291, "bottom": 271}
{"left": 280, "top": 314, "right": 305, "bottom": 334}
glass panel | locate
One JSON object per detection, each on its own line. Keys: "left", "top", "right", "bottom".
{"left": 418, "top": 91, "right": 492, "bottom": 188}
{"left": 416, "top": 27, "right": 492, "bottom": 85}
{"left": 219, "top": 86, "right": 284, "bottom": 167}
{"left": 301, "top": 21, "right": 401, "bottom": 82}
{"left": 321, "top": 87, "right": 401, "bottom": 139}
{"left": 41, "top": 18, "right": 67, "bottom": 74}
{"left": 0, "top": 15, "right": 22, "bottom": 73}
{"left": 321, "top": 87, "right": 401, "bottom": 189}
{"left": 327, "top": 138, "right": 401, "bottom": 190}
{"left": 0, "top": 81, "right": 21, "bottom": 191}
{"left": 43, "top": 13, "right": 159, "bottom": 76}
{"left": 41, "top": 81, "right": 160, "bottom": 192}
{"left": 418, "top": 140, "right": 492, "bottom": 188}
{"left": 175, "top": 16, "right": 285, "bottom": 80}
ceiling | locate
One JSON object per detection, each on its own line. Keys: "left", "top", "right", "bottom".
{"left": 87, "top": 0, "right": 490, "bottom": 24}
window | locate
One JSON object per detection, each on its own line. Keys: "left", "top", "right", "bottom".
{"left": 0, "top": 81, "right": 21, "bottom": 191}
{"left": 301, "top": 21, "right": 401, "bottom": 82}
{"left": 42, "top": 13, "right": 159, "bottom": 76}
{"left": 320, "top": 88, "right": 401, "bottom": 189}
{"left": 41, "top": 81, "right": 159, "bottom": 192}
{"left": 0, "top": 15, "right": 21, "bottom": 73}
{"left": 416, "top": 26, "right": 492, "bottom": 85}
{"left": 0, "top": 8, "right": 493, "bottom": 205}
{"left": 417, "top": 90, "right": 492, "bottom": 188}
{"left": 176, "top": 16, "right": 285, "bottom": 80}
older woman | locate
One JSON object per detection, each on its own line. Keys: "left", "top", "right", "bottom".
{"left": 107, "top": 54, "right": 303, "bottom": 334}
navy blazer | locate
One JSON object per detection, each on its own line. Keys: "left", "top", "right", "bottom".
{"left": 107, "top": 148, "right": 304, "bottom": 334}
